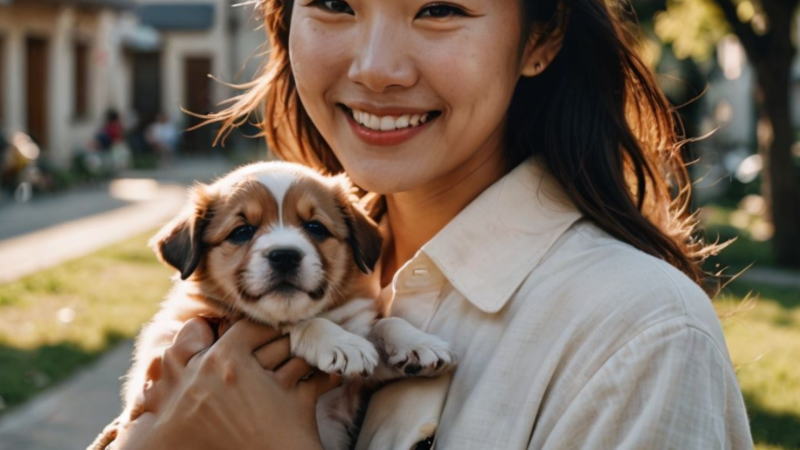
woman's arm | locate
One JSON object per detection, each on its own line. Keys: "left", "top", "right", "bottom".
{"left": 113, "top": 318, "right": 341, "bottom": 450}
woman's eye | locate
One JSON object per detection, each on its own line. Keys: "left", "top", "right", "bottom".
{"left": 417, "top": 3, "right": 467, "bottom": 19}
{"left": 303, "top": 221, "right": 332, "bottom": 240}
{"left": 310, "top": 0, "right": 354, "bottom": 14}
{"left": 226, "top": 225, "right": 256, "bottom": 244}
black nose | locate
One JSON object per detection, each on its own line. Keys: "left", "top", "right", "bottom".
{"left": 267, "top": 248, "right": 303, "bottom": 273}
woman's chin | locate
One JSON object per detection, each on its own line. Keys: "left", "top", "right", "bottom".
{"left": 340, "top": 162, "right": 428, "bottom": 195}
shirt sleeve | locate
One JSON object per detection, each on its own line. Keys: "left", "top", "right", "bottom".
{"left": 532, "top": 318, "right": 753, "bottom": 450}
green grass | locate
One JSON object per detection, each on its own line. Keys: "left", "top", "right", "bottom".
{"left": 0, "top": 231, "right": 172, "bottom": 414}
{"left": 715, "top": 280, "right": 800, "bottom": 449}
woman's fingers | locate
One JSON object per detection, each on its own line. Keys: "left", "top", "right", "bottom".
{"left": 299, "top": 370, "right": 342, "bottom": 400}
{"left": 275, "top": 357, "right": 314, "bottom": 388}
{"left": 217, "top": 319, "right": 282, "bottom": 353}
{"left": 253, "top": 336, "right": 292, "bottom": 370}
{"left": 163, "top": 317, "right": 215, "bottom": 369}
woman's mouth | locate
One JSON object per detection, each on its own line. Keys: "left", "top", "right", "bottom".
{"left": 338, "top": 104, "right": 441, "bottom": 146}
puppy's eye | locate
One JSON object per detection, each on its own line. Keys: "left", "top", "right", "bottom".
{"left": 303, "top": 221, "right": 332, "bottom": 240}
{"left": 227, "top": 225, "right": 256, "bottom": 244}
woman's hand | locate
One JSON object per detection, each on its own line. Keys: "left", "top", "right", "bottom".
{"left": 113, "top": 318, "right": 341, "bottom": 450}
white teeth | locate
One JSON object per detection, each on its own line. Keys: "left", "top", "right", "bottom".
{"left": 380, "top": 116, "right": 395, "bottom": 131}
{"left": 396, "top": 115, "right": 409, "bottom": 128}
{"left": 368, "top": 114, "right": 380, "bottom": 130}
{"left": 348, "top": 108, "right": 433, "bottom": 131}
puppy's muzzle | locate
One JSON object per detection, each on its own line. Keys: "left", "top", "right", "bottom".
{"left": 266, "top": 247, "right": 303, "bottom": 274}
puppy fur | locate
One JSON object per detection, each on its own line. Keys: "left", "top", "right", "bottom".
{"left": 89, "top": 161, "right": 455, "bottom": 450}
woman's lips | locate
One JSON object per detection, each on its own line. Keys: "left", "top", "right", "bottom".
{"left": 341, "top": 106, "right": 437, "bottom": 146}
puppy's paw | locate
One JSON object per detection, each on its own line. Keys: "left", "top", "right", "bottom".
{"left": 291, "top": 318, "right": 379, "bottom": 378}
{"left": 385, "top": 332, "right": 456, "bottom": 377}
{"left": 310, "top": 333, "right": 379, "bottom": 377}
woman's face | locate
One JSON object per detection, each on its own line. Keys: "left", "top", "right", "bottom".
{"left": 289, "top": 0, "right": 530, "bottom": 194}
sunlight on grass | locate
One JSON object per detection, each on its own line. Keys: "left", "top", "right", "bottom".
{"left": 716, "top": 280, "right": 800, "bottom": 449}
{"left": 0, "top": 231, "right": 172, "bottom": 414}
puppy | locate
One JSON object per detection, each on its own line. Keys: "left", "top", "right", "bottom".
{"left": 89, "top": 161, "right": 455, "bottom": 450}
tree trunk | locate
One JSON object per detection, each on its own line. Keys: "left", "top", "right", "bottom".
{"left": 715, "top": 0, "right": 800, "bottom": 267}
{"left": 756, "top": 55, "right": 800, "bottom": 267}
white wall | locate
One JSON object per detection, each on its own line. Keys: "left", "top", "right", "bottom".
{"left": 137, "top": 0, "right": 231, "bottom": 127}
{"left": 0, "top": 2, "right": 130, "bottom": 166}
{"left": 136, "top": 0, "right": 265, "bottom": 130}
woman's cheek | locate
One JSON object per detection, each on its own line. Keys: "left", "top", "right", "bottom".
{"left": 289, "top": 19, "right": 348, "bottom": 119}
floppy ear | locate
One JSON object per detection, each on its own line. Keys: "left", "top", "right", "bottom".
{"left": 150, "top": 184, "right": 213, "bottom": 280}
{"left": 343, "top": 202, "right": 383, "bottom": 274}
{"left": 333, "top": 177, "right": 382, "bottom": 274}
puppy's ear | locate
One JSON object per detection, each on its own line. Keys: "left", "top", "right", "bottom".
{"left": 344, "top": 203, "right": 382, "bottom": 274}
{"left": 150, "top": 184, "right": 214, "bottom": 280}
{"left": 334, "top": 177, "right": 382, "bottom": 274}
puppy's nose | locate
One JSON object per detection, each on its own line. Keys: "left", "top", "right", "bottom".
{"left": 266, "top": 248, "right": 303, "bottom": 273}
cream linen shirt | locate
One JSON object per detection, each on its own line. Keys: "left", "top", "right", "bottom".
{"left": 354, "top": 158, "right": 752, "bottom": 450}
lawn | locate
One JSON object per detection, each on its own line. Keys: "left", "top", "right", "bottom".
{"left": 716, "top": 280, "right": 800, "bottom": 450}
{"left": 0, "top": 231, "right": 171, "bottom": 414}
{"left": 0, "top": 230, "right": 798, "bottom": 448}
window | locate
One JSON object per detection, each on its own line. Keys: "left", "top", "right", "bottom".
{"left": 74, "top": 40, "right": 89, "bottom": 119}
{"left": 0, "top": 34, "right": 6, "bottom": 127}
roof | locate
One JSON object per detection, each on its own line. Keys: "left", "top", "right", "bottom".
{"left": 136, "top": 3, "right": 215, "bottom": 31}
{"left": 5, "top": 0, "right": 134, "bottom": 8}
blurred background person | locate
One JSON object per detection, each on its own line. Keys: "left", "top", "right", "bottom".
{"left": 146, "top": 113, "right": 180, "bottom": 167}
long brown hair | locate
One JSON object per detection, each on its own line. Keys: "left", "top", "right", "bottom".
{"left": 204, "top": 0, "right": 719, "bottom": 289}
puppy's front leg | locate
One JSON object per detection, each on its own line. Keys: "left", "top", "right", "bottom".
{"left": 369, "top": 317, "right": 457, "bottom": 381}
{"left": 289, "top": 318, "right": 379, "bottom": 378}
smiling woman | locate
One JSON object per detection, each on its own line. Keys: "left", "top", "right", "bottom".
{"left": 110, "top": 0, "right": 752, "bottom": 449}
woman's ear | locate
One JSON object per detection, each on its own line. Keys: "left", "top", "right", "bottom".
{"left": 520, "top": 15, "right": 566, "bottom": 77}
{"left": 150, "top": 184, "right": 214, "bottom": 280}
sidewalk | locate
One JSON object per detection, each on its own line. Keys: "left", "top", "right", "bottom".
{"left": 739, "top": 266, "right": 800, "bottom": 290}
{"left": 0, "top": 157, "right": 233, "bottom": 283}
{"left": 0, "top": 342, "right": 134, "bottom": 450}
{"left": 0, "top": 157, "right": 235, "bottom": 449}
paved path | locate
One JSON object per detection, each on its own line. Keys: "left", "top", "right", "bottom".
{"left": 0, "top": 157, "right": 233, "bottom": 283}
{"left": 739, "top": 266, "right": 800, "bottom": 290}
{"left": 0, "top": 157, "right": 234, "bottom": 449}
{"left": 0, "top": 342, "right": 133, "bottom": 450}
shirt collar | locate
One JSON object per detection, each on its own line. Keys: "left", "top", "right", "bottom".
{"left": 418, "top": 157, "right": 582, "bottom": 313}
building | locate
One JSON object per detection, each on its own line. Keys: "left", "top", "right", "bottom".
{"left": 0, "top": 0, "right": 265, "bottom": 166}
{"left": 0, "top": 0, "right": 134, "bottom": 166}
{"left": 132, "top": 0, "right": 264, "bottom": 152}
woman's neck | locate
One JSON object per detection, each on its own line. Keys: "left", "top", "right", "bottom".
{"left": 381, "top": 144, "right": 507, "bottom": 286}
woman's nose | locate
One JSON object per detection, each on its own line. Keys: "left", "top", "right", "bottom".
{"left": 347, "top": 22, "right": 417, "bottom": 93}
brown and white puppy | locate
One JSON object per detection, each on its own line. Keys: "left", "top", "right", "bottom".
{"left": 89, "top": 161, "right": 455, "bottom": 450}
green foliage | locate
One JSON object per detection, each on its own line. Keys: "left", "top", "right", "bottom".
{"left": 654, "top": 0, "right": 730, "bottom": 61}
{"left": 703, "top": 204, "right": 776, "bottom": 270}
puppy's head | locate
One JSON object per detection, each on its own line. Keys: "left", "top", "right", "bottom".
{"left": 151, "top": 162, "right": 382, "bottom": 325}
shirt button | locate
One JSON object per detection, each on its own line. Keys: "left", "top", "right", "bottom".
{"left": 412, "top": 267, "right": 428, "bottom": 277}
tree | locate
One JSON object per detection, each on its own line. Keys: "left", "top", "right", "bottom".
{"left": 653, "top": 0, "right": 800, "bottom": 267}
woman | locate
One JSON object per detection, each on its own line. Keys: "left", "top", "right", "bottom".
{"left": 114, "top": 0, "right": 752, "bottom": 448}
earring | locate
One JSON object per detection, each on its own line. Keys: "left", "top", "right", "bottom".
{"left": 522, "top": 61, "right": 544, "bottom": 77}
